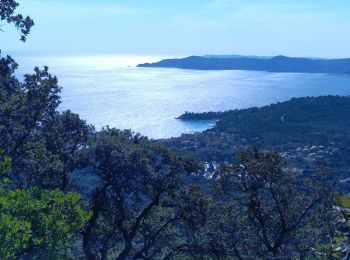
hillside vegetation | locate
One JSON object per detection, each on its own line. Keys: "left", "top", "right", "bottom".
{"left": 138, "top": 55, "right": 350, "bottom": 74}
{"left": 163, "top": 96, "right": 350, "bottom": 192}
{"left": 1, "top": 1, "right": 349, "bottom": 258}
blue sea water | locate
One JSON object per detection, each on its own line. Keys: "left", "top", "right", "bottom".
{"left": 12, "top": 55, "right": 350, "bottom": 139}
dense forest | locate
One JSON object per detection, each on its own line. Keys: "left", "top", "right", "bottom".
{"left": 165, "top": 96, "right": 350, "bottom": 192}
{"left": 0, "top": 1, "right": 349, "bottom": 259}
{"left": 138, "top": 55, "right": 350, "bottom": 74}
{"left": 177, "top": 95, "right": 350, "bottom": 147}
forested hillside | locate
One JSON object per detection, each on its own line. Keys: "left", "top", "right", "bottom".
{"left": 0, "top": 1, "right": 349, "bottom": 259}
{"left": 138, "top": 55, "right": 350, "bottom": 74}
{"left": 163, "top": 96, "right": 350, "bottom": 192}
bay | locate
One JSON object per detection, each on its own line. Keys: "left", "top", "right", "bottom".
{"left": 12, "top": 55, "right": 350, "bottom": 139}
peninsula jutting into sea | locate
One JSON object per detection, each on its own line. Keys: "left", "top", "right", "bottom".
{"left": 2, "top": 0, "right": 350, "bottom": 259}
{"left": 138, "top": 55, "right": 350, "bottom": 74}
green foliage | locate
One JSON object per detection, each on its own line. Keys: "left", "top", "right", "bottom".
{"left": 205, "top": 147, "right": 335, "bottom": 259}
{"left": 0, "top": 60, "right": 62, "bottom": 159}
{"left": 177, "top": 95, "right": 350, "bottom": 147}
{"left": 316, "top": 193, "right": 350, "bottom": 259}
{"left": 0, "top": 58, "right": 341, "bottom": 259}
{"left": 43, "top": 110, "right": 93, "bottom": 190}
{"left": 0, "top": 187, "right": 91, "bottom": 258}
{"left": 0, "top": 148, "right": 11, "bottom": 174}
{"left": 81, "top": 128, "right": 202, "bottom": 259}
{"left": 0, "top": 0, "right": 34, "bottom": 41}
{"left": 0, "top": 213, "right": 31, "bottom": 259}
{"left": 0, "top": 2, "right": 343, "bottom": 259}
{"left": 165, "top": 96, "right": 350, "bottom": 193}
{"left": 0, "top": 54, "right": 93, "bottom": 189}
{"left": 335, "top": 193, "right": 350, "bottom": 208}
{"left": 0, "top": 5, "right": 93, "bottom": 256}
{"left": 0, "top": 153, "right": 91, "bottom": 259}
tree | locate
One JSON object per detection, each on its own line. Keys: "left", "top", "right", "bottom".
{"left": 0, "top": 187, "right": 91, "bottom": 258}
{"left": 0, "top": 0, "right": 64, "bottom": 189}
{"left": 80, "top": 128, "right": 203, "bottom": 259}
{"left": 0, "top": 0, "right": 34, "bottom": 41}
{"left": 0, "top": 1, "right": 341, "bottom": 259}
{"left": 43, "top": 110, "right": 94, "bottom": 190}
{"left": 0, "top": 59, "right": 63, "bottom": 187}
{"left": 212, "top": 147, "right": 334, "bottom": 259}
{"left": 0, "top": 63, "right": 61, "bottom": 156}
{"left": 0, "top": 2, "right": 93, "bottom": 258}
{"left": 0, "top": 150, "right": 91, "bottom": 258}
{"left": 0, "top": 54, "right": 96, "bottom": 190}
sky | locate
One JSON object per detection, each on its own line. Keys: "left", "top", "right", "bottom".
{"left": 2, "top": 0, "right": 350, "bottom": 58}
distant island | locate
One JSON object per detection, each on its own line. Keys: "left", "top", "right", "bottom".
{"left": 138, "top": 55, "right": 350, "bottom": 74}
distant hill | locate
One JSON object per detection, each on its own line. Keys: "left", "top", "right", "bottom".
{"left": 203, "top": 54, "right": 272, "bottom": 59}
{"left": 160, "top": 95, "right": 350, "bottom": 192}
{"left": 177, "top": 96, "right": 350, "bottom": 141}
{"left": 138, "top": 55, "right": 350, "bottom": 74}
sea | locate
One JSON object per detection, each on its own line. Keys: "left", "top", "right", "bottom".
{"left": 10, "top": 54, "right": 350, "bottom": 139}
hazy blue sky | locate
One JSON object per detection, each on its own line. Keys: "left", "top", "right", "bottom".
{"left": 2, "top": 0, "right": 350, "bottom": 57}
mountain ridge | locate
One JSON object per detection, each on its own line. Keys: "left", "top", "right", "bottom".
{"left": 138, "top": 55, "right": 350, "bottom": 74}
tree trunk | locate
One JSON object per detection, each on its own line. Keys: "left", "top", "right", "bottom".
{"left": 82, "top": 233, "right": 97, "bottom": 260}
{"left": 116, "top": 240, "right": 133, "bottom": 260}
